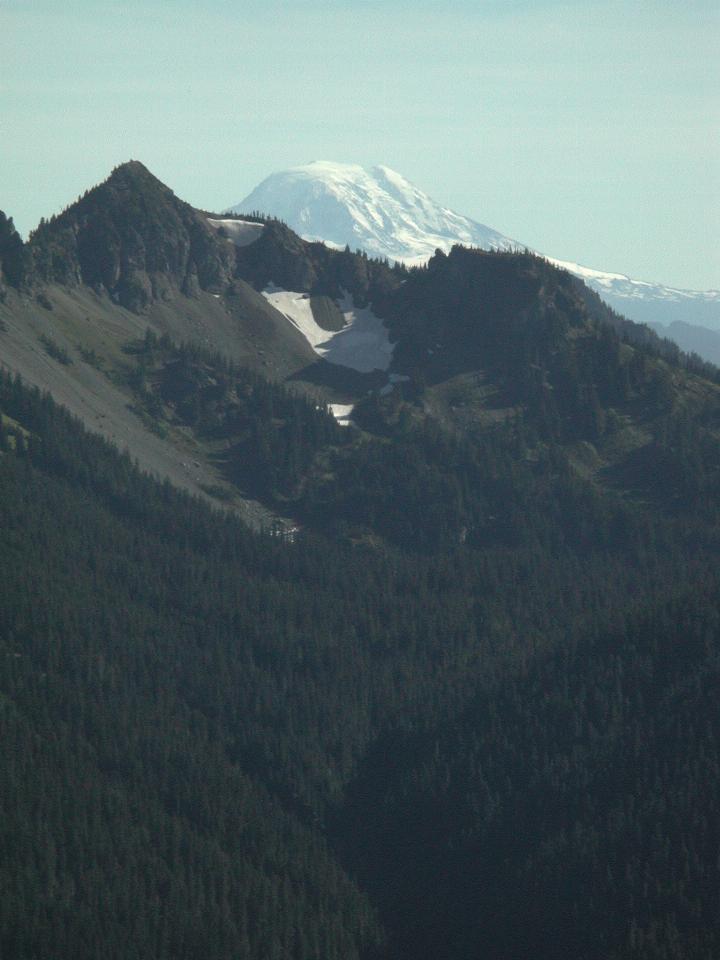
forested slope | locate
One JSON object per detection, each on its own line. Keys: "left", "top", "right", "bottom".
{"left": 2, "top": 368, "right": 720, "bottom": 959}
{"left": 3, "top": 162, "right": 720, "bottom": 959}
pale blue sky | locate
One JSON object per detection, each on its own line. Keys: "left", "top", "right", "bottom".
{"left": 2, "top": 0, "right": 718, "bottom": 288}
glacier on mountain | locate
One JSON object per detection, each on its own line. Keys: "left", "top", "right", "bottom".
{"left": 232, "top": 161, "right": 518, "bottom": 266}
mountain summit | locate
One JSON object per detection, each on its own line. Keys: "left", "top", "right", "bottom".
{"left": 230, "top": 161, "right": 519, "bottom": 265}
{"left": 28, "top": 160, "right": 236, "bottom": 310}
{"left": 231, "top": 161, "right": 720, "bottom": 341}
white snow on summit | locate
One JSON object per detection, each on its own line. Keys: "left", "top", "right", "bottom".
{"left": 231, "top": 161, "right": 519, "bottom": 266}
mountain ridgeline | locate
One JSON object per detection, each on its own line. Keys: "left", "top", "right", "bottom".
{"left": 1, "top": 162, "right": 720, "bottom": 959}
{"left": 3, "top": 161, "right": 399, "bottom": 313}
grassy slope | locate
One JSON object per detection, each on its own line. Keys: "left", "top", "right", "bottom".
{"left": 0, "top": 282, "right": 320, "bottom": 526}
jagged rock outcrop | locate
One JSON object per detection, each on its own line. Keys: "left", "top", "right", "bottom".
{"left": 27, "top": 161, "right": 236, "bottom": 311}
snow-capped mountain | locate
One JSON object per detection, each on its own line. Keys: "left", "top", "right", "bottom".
{"left": 230, "top": 162, "right": 720, "bottom": 339}
{"left": 230, "top": 161, "right": 519, "bottom": 265}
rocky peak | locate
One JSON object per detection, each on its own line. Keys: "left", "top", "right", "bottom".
{"left": 27, "top": 162, "right": 235, "bottom": 311}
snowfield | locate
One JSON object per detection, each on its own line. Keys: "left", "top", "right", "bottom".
{"left": 207, "top": 218, "right": 264, "bottom": 247}
{"left": 328, "top": 403, "right": 354, "bottom": 425}
{"left": 262, "top": 285, "right": 394, "bottom": 373}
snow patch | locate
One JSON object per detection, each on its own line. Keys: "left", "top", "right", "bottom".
{"left": 262, "top": 285, "right": 319, "bottom": 346}
{"left": 261, "top": 285, "right": 394, "bottom": 373}
{"left": 328, "top": 403, "right": 354, "bottom": 425}
{"left": 207, "top": 218, "right": 264, "bottom": 247}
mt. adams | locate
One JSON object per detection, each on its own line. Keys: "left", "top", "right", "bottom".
{"left": 232, "top": 161, "right": 720, "bottom": 338}
{"left": 232, "top": 161, "right": 518, "bottom": 266}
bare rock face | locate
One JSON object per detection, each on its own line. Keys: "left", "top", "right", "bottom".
{"left": 27, "top": 162, "right": 236, "bottom": 312}
{"left": 233, "top": 220, "right": 319, "bottom": 293}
